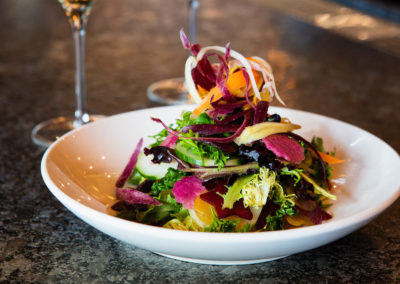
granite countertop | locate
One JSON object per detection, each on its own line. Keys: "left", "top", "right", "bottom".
{"left": 1, "top": 0, "right": 399, "bottom": 282}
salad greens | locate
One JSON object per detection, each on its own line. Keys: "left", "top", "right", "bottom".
{"left": 112, "top": 32, "right": 343, "bottom": 232}
{"left": 151, "top": 168, "right": 186, "bottom": 195}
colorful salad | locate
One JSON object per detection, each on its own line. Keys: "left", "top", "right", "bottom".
{"left": 112, "top": 31, "right": 344, "bottom": 232}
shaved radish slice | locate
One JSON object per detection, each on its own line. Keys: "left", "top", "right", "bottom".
{"left": 248, "top": 56, "right": 285, "bottom": 105}
{"left": 184, "top": 56, "right": 201, "bottom": 104}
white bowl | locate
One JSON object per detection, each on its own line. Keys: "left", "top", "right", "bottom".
{"left": 41, "top": 105, "right": 400, "bottom": 265}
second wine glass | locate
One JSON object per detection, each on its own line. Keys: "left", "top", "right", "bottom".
{"left": 31, "top": 0, "right": 103, "bottom": 147}
{"left": 147, "top": 0, "right": 199, "bottom": 105}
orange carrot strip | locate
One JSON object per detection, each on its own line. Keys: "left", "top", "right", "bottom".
{"left": 318, "top": 151, "right": 345, "bottom": 164}
{"left": 226, "top": 70, "right": 261, "bottom": 91}
{"left": 191, "top": 69, "right": 261, "bottom": 117}
{"left": 197, "top": 85, "right": 209, "bottom": 99}
{"left": 191, "top": 86, "right": 222, "bottom": 117}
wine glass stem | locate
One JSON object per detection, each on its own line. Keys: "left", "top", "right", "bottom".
{"left": 71, "top": 18, "right": 89, "bottom": 127}
{"left": 188, "top": 0, "right": 199, "bottom": 43}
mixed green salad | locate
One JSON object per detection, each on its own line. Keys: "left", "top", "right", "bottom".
{"left": 112, "top": 31, "right": 343, "bottom": 232}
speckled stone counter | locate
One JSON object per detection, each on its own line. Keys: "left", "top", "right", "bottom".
{"left": 1, "top": 0, "right": 399, "bottom": 283}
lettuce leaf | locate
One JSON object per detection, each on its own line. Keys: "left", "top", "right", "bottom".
{"left": 221, "top": 174, "right": 256, "bottom": 209}
{"left": 221, "top": 167, "right": 278, "bottom": 210}
{"left": 163, "top": 216, "right": 204, "bottom": 231}
{"left": 264, "top": 184, "right": 297, "bottom": 231}
{"left": 204, "top": 212, "right": 238, "bottom": 232}
{"left": 137, "top": 189, "right": 189, "bottom": 226}
{"left": 279, "top": 167, "right": 302, "bottom": 186}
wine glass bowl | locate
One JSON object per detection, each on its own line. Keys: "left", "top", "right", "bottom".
{"left": 147, "top": 77, "right": 188, "bottom": 105}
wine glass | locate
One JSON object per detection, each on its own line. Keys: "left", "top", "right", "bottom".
{"left": 31, "top": 0, "right": 103, "bottom": 147}
{"left": 147, "top": 0, "right": 199, "bottom": 105}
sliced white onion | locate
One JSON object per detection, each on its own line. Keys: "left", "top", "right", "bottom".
{"left": 196, "top": 46, "right": 262, "bottom": 101}
{"left": 248, "top": 56, "right": 285, "bottom": 106}
{"left": 184, "top": 56, "right": 202, "bottom": 104}
{"left": 184, "top": 46, "right": 284, "bottom": 106}
{"left": 250, "top": 56, "right": 272, "bottom": 73}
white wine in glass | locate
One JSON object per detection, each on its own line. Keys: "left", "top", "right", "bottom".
{"left": 31, "top": 0, "right": 103, "bottom": 147}
{"left": 147, "top": 0, "right": 199, "bottom": 105}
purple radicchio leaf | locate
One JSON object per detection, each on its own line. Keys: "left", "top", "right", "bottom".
{"left": 253, "top": 101, "right": 269, "bottom": 125}
{"left": 210, "top": 100, "right": 247, "bottom": 119}
{"left": 160, "top": 133, "right": 178, "bottom": 148}
{"left": 185, "top": 111, "right": 252, "bottom": 143}
{"left": 218, "top": 108, "right": 253, "bottom": 125}
{"left": 224, "top": 42, "right": 231, "bottom": 62}
{"left": 116, "top": 187, "right": 161, "bottom": 206}
{"left": 181, "top": 123, "right": 241, "bottom": 136}
{"left": 195, "top": 54, "right": 217, "bottom": 90}
{"left": 115, "top": 138, "right": 143, "bottom": 188}
{"left": 180, "top": 29, "right": 200, "bottom": 56}
{"left": 152, "top": 113, "right": 251, "bottom": 143}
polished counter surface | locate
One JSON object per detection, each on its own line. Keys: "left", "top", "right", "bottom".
{"left": 1, "top": 0, "right": 399, "bottom": 282}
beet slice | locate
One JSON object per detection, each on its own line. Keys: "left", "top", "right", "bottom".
{"left": 297, "top": 205, "right": 332, "bottom": 224}
{"left": 253, "top": 101, "right": 269, "bottom": 124}
{"left": 200, "top": 183, "right": 253, "bottom": 220}
{"left": 190, "top": 112, "right": 251, "bottom": 143}
{"left": 218, "top": 109, "right": 252, "bottom": 125}
{"left": 262, "top": 134, "right": 305, "bottom": 164}
{"left": 181, "top": 123, "right": 241, "bottom": 136}
{"left": 211, "top": 100, "right": 246, "bottom": 115}
{"left": 152, "top": 112, "right": 251, "bottom": 144}
{"left": 254, "top": 201, "right": 280, "bottom": 229}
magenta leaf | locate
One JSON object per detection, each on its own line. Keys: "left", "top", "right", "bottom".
{"left": 253, "top": 101, "right": 269, "bottom": 125}
{"left": 160, "top": 133, "right": 178, "bottom": 148}
{"left": 181, "top": 123, "right": 241, "bottom": 136}
{"left": 115, "top": 138, "right": 143, "bottom": 188}
{"left": 172, "top": 176, "right": 207, "bottom": 209}
{"left": 262, "top": 134, "right": 305, "bottom": 164}
{"left": 116, "top": 188, "right": 161, "bottom": 206}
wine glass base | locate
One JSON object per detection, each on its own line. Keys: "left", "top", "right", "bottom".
{"left": 147, "top": 77, "right": 189, "bottom": 105}
{"left": 31, "top": 115, "right": 104, "bottom": 148}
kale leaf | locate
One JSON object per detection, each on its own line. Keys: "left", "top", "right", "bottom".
{"left": 151, "top": 168, "right": 186, "bottom": 196}
{"left": 204, "top": 212, "right": 238, "bottom": 232}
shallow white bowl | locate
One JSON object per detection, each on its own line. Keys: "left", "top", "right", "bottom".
{"left": 41, "top": 105, "right": 400, "bottom": 265}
